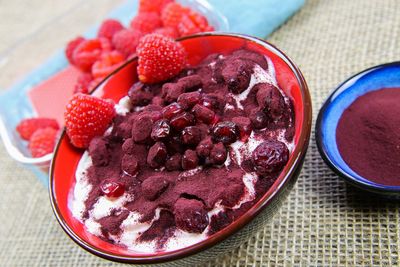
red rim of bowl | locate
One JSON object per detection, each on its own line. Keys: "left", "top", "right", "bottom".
{"left": 49, "top": 32, "right": 312, "bottom": 264}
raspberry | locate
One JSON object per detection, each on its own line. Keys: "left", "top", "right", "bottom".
{"left": 65, "top": 36, "right": 85, "bottom": 65}
{"left": 64, "top": 94, "right": 115, "bottom": 148}
{"left": 97, "top": 19, "right": 124, "bottom": 40}
{"left": 74, "top": 73, "right": 93, "bottom": 94}
{"left": 16, "top": 118, "right": 59, "bottom": 141}
{"left": 91, "top": 50, "right": 125, "bottom": 79}
{"left": 153, "top": 27, "right": 179, "bottom": 39}
{"left": 130, "top": 12, "right": 162, "bottom": 34}
{"left": 178, "top": 14, "right": 201, "bottom": 36}
{"left": 161, "top": 2, "right": 189, "bottom": 29}
{"left": 72, "top": 39, "right": 103, "bottom": 72}
{"left": 188, "top": 11, "right": 210, "bottom": 31}
{"left": 137, "top": 34, "right": 187, "bottom": 84}
{"left": 138, "top": 0, "right": 173, "bottom": 14}
{"left": 28, "top": 127, "right": 59, "bottom": 157}
{"left": 112, "top": 29, "right": 142, "bottom": 58}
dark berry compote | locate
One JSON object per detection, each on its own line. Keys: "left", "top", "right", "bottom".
{"left": 71, "top": 49, "right": 295, "bottom": 253}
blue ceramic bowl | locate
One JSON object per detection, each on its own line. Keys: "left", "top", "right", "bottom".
{"left": 316, "top": 62, "right": 400, "bottom": 198}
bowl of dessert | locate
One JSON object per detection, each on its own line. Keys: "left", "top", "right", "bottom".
{"left": 50, "top": 32, "right": 312, "bottom": 265}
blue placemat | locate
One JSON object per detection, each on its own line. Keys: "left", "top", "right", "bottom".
{"left": 0, "top": 0, "right": 304, "bottom": 186}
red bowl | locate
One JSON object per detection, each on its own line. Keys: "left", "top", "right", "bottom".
{"left": 50, "top": 33, "right": 312, "bottom": 265}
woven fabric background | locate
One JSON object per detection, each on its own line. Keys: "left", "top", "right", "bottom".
{"left": 1, "top": 0, "right": 400, "bottom": 266}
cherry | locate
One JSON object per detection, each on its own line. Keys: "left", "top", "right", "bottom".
{"left": 170, "top": 112, "right": 195, "bottom": 131}
{"left": 121, "top": 154, "right": 139, "bottom": 176}
{"left": 252, "top": 140, "right": 289, "bottom": 175}
{"left": 200, "top": 94, "right": 222, "bottom": 110}
{"left": 209, "top": 142, "right": 227, "bottom": 165}
{"left": 181, "top": 126, "right": 202, "bottom": 146}
{"left": 192, "top": 104, "right": 215, "bottom": 124}
{"left": 182, "top": 150, "right": 199, "bottom": 170}
{"left": 100, "top": 180, "right": 125, "bottom": 198}
{"left": 211, "top": 121, "right": 239, "bottom": 144}
{"left": 162, "top": 102, "right": 183, "bottom": 120}
{"left": 147, "top": 142, "right": 168, "bottom": 168}
{"left": 249, "top": 109, "right": 269, "bottom": 129}
{"left": 166, "top": 153, "right": 182, "bottom": 171}
{"left": 196, "top": 137, "right": 213, "bottom": 158}
{"left": 151, "top": 119, "right": 171, "bottom": 141}
{"left": 177, "top": 92, "right": 201, "bottom": 110}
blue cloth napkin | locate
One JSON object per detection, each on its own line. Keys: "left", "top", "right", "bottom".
{"left": 209, "top": 0, "right": 304, "bottom": 38}
{"left": 0, "top": 0, "right": 304, "bottom": 186}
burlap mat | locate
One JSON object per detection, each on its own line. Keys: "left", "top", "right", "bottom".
{"left": 1, "top": 0, "right": 400, "bottom": 266}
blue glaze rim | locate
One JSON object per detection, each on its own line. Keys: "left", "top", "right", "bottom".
{"left": 316, "top": 61, "right": 400, "bottom": 197}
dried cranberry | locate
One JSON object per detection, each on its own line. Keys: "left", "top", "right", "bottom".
{"left": 252, "top": 140, "right": 289, "bottom": 175}
{"left": 211, "top": 121, "right": 239, "bottom": 144}
{"left": 182, "top": 150, "right": 199, "bottom": 170}
{"left": 151, "top": 119, "right": 171, "bottom": 141}
{"left": 192, "top": 104, "right": 215, "bottom": 124}
{"left": 181, "top": 126, "right": 202, "bottom": 146}
{"left": 174, "top": 198, "right": 209, "bottom": 233}
{"left": 196, "top": 137, "right": 214, "bottom": 158}
{"left": 177, "top": 92, "right": 201, "bottom": 110}
{"left": 166, "top": 153, "right": 182, "bottom": 171}
{"left": 170, "top": 112, "right": 195, "bottom": 131}
{"left": 249, "top": 109, "right": 269, "bottom": 129}
{"left": 121, "top": 154, "right": 139, "bottom": 176}
{"left": 232, "top": 116, "right": 252, "bottom": 141}
{"left": 210, "top": 142, "right": 227, "bottom": 165}
{"left": 100, "top": 180, "right": 125, "bottom": 198}
{"left": 162, "top": 102, "right": 183, "bottom": 120}
{"left": 147, "top": 142, "right": 168, "bottom": 168}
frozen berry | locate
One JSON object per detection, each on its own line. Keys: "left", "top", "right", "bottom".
{"left": 255, "top": 83, "right": 285, "bottom": 120}
{"left": 177, "top": 92, "right": 201, "bottom": 110}
{"left": 249, "top": 109, "right": 269, "bottom": 129}
{"left": 174, "top": 198, "right": 209, "bottom": 233}
{"left": 252, "top": 140, "right": 289, "bottom": 175}
{"left": 232, "top": 49, "right": 268, "bottom": 70}
{"left": 121, "top": 154, "right": 140, "bottom": 176}
{"left": 74, "top": 73, "right": 93, "bottom": 94}
{"left": 182, "top": 149, "right": 198, "bottom": 170}
{"left": 151, "top": 119, "right": 171, "bottom": 141}
{"left": 112, "top": 29, "right": 142, "bottom": 58}
{"left": 64, "top": 94, "right": 115, "bottom": 148}
{"left": 142, "top": 175, "right": 169, "bottom": 201}
{"left": 147, "top": 142, "right": 168, "bottom": 168}
{"left": 165, "top": 153, "right": 182, "bottom": 171}
{"left": 162, "top": 102, "right": 184, "bottom": 119}
{"left": 97, "top": 19, "right": 124, "bottom": 40}
{"left": 88, "top": 136, "right": 110, "bottom": 166}
{"left": 177, "top": 75, "right": 202, "bottom": 92}
{"left": 161, "top": 2, "right": 189, "bottom": 28}
{"left": 232, "top": 116, "right": 252, "bottom": 141}
{"left": 181, "top": 126, "right": 202, "bottom": 146}
{"left": 138, "top": 0, "right": 173, "bottom": 14}
{"left": 209, "top": 142, "right": 227, "bottom": 165}
{"left": 192, "top": 104, "right": 215, "bottom": 124}
{"left": 65, "top": 36, "right": 85, "bottom": 65}
{"left": 16, "top": 118, "right": 59, "bottom": 141}
{"left": 130, "top": 12, "right": 162, "bottom": 34}
{"left": 137, "top": 34, "right": 186, "bottom": 84}
{"left": 153, "top": 27, "right": 179, "bottom": 39}
{"left": 131, "top": 115, "right": 153, "bottom": 143}
{"left": 196, "top": 136, "right": 213, "bottom": 158}
{"left": 170, "top": 112, "right": 195, "bottom": 131}
{"left": 212, "top": 121, "right": 239, "bottom": 144}
{"left": 72, "top": 39, "right": 103, "bottom": 72}
{"left": 28, "top": 127, "right": 58, "bottom": 158}
{"left": 91, "top": 50, "right": 125, "bottom": 79}
{"left": 128, "top": 82, "right": 154, "bottom": 106}
{"left": 100, "top": 180, "right": 125, "bottom": 198}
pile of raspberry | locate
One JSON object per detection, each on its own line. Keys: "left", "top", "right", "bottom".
{"left": 16, "top": 0, "right": 213, "bottom": 159}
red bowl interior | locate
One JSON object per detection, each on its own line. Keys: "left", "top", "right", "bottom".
{"left": 50, "top": 33, "right": 309, "bottom": 262}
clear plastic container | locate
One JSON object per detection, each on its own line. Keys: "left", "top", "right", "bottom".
{"left": 0, "top": 0, "right": 228, "bottom": 185}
